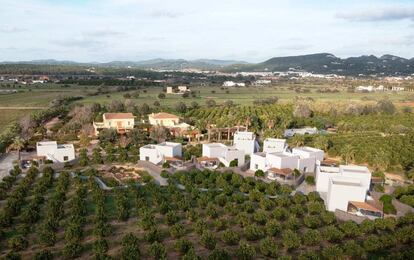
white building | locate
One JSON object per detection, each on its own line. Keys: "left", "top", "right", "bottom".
{"left": 356, "top": 85, "right": 374, "bottom": 92}
{"left": 249, "top": 146, "right": 323, "bottom": 173}
{"left": 223, "top": 81, "right": 245, "bottom": 87}
{"left": 166, "top": 86, "right": 174, "bottom": 94}
{"left": 326, "top": 177, "right": 367, "bottom": 211}
{"left": 263, "top": 138, "right": 287, "bottom": 153}
{"left": 253, "top": 80, "right": 272, "bottom": 86}
{"left": 391, "top": 86, "right": 405, "bottom": 92}
{"left": 316, "top": 165, "right": 372, "bottom": 193}
{"left": 292, "top": 146, "right": 324, "bottom": 162}
{"left": 233, "top": 131, "right": 259, "bottom": 155}
{"left": 36, "top": 141, "right": 75, "bottom": 163}
{"left": 316, "top": 165, "right": 373, "bottom": 212}
{"left": 284, "top": 127, "right": 318, "bottom": 138}
{"left": 178, "top": 86, "right": 189, "bottom": 92}
{"left": 202, "top": 143, "right": 245, "bottom": 167}
{"left": 139, "top": 142, "right": 182, "bottom": 165}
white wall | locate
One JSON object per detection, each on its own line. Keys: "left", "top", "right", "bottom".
{"left": 326, "top": 178, "right": 367, "bottom": 211}
{"left": 140, "top": 146, "right": 162, "bottom": 164}
{"left": 315, "top": 166, "right": 341, "bottom": 192}
{"left": 250, "top": 154, "right": 267, "bottom": 171}
{"left": 298, "top": 157, "right": 316, "bottom": 173}
{"left": 37, "top": 142, "right": 75, "bottom": 163}
{"left": 263, "top": 139, "right": 286, "bottom": 153}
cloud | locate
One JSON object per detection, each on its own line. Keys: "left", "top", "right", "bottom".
{"left": 85, "top": 30, "right": 127, "bottom": 38}
{"left": 0, "top": 26, "right": 27, "bottom": 33}
{"left": 150, "top": 10, "right": 182, "bottom": 18}
{"left": 337, "top": 7, "right": 414, "bottom": 22}
{"left": 52, "top": 38, "right": 106, "bottom": 49}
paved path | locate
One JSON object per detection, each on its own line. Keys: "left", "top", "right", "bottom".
{"left": 137, "top": 161, "right": 168, "bottom": 186}
{"left": 0, "top": 153, "right": 18, "bottom": 180}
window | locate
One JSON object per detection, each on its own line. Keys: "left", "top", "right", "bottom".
{"left": 255, "top": 164, "right": 258, "bottom": 169}
{"left": 109, "top": 122, "right": 111, "bottom": 126}
{"left": 63, "top": 156, "right": 69, "bottom": 161}
{"left": 145, "top": 156, "right": 150, "bottom": 161}
{"left": 128, "top": 121, "right": 130, "bottom": 126}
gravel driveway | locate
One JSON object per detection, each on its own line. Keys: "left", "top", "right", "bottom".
{"left": 0, "top": 152, "right": 18, "bottom": 180}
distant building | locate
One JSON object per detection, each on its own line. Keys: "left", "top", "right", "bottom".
{"left": 36, "top": 141, "right": 75, "bottom": 163}
{"left": 93, "top": 113, "right": 135, "bottom": 135}
{"left": 139, "top": 142, "right": 182, "bottom": 165}
{"left": 233, "top": 131, "right": 259, "bottom": 155}
{"left": 223, "top": 81, "right": 245, "bottom": 87}
{"left": 148, "top": 112, "right": 180, "bottom": 127}
{"left": 166, "top": 86, "right": 174, "bottom": 94}
{"left": 284, "top": 127, "right": 318, "bottom": 138}
{"left": 253, "top": 79, "right": 272, "bottom": 86}
{"left": 391, "top": 86, "right": 405, "bottom": 92}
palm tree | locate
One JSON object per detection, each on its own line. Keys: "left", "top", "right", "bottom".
{"left": 313, "top": 136, "right": 329, "bottom": 151}
{"left": 10, "top": 136, "right": 25, "bottom": 160}
{"left": 341, "top": 144, "right": 355, "bottom": 164}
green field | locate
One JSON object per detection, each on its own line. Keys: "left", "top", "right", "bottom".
{"left": 0, "top": 109, "right": 38, "bottom": 133}
{"left": 0, "top": 83, "right": 413, "bottom": 134}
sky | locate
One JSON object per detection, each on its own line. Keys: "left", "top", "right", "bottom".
{"left": 0, "top": 0, "right": 413, "bottom": 62}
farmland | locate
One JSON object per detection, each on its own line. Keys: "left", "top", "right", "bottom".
{"left": 0, "top": 82, "right": 413, "bottom": 135}
{"left": 0, "top": 166, "right": 413, "bottom": 259}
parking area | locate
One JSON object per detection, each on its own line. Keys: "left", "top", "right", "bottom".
{"left": 0, "top": 152, "right": 18, "bottom": 180}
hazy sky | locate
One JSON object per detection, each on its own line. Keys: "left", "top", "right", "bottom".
{"left": 0, "top": 0, "right": 413, "bottom": 62}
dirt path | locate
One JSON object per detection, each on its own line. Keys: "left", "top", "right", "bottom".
{"left": 0, "top": 106, "right": 47, "bottom": 110}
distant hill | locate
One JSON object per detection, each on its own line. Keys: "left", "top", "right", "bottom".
{"left": 224, "top": 53, "right": 414, "bottom": 76}
{"left": 0, "top": 59, "right": 248, "bottom": 71}
{"left": 1, "top": 53, "right": 414, "bottom": 75}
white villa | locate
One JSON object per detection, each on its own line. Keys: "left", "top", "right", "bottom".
{"left": 139, "top": 142, "right": 182, "bottom": 165}
{"left": 233, "top": 131, "right": 259, "bottom": 155}
{"left": 201, "top": 143, "right": 245, "bottom": 167}
{"left": 36, "top": 141, "right": 75, "bottom": 163}
{"left": 93, "top": 113, "right": 135, "bottom": 135}
{"left": 250, "top": 146, "right": 324, "bottom": 174}
{"left": 263, "top": 138, "right": 287, "bottom": 153}
{"left": 315, "top": 164, "right": 382, "bottom": 218}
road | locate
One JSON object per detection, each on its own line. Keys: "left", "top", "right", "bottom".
{"left": 137, "top": 161, "right": 168, "bottom": 186}
{"left": 0, "top": 152, "right": 18, "bottom": 180}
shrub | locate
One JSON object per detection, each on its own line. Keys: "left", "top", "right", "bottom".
{"left": 149, "top": 242, "right": 166, "bottom": 260}
{"left": 255, "top": 170, "right": 265, "bottom": 178}
{"left": 221, "top": 230, "right": 240, "bottom": 245}
{"left": 200, "top": 231, "right": 217, "bottom": 250}
{"left": 174, "top": 238, "right": 193, "bottom": 254}
{"left": 236, "top": 241, "right": 256, "bottom": 260}
{"left": 244, "top": 224, "right": 265, "bottom": 241}
{"left": 282, "top": 230, "right": 301, "bottom": 250}
{"left": 259, "top": 236, "right": 278, "bottom": 257}
{"left": 229, "top": 159, "right": 239, "bottom": 167}
{"left": 208, "top": 248, "right": 231, "bottom": 260}
{"left": 305, "top": 175, "right": 315, "bottom": 185}
{"left": 162, "top": 162, "right": 170, "bottom": 168}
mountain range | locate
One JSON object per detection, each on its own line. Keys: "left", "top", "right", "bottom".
{"left": 1, "top": 53, "right": 414, "bottom": 75}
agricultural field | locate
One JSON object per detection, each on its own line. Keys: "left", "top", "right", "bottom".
{"left": 0, "top": 109, "right": 38, "bottom": 133}
{"left": 1, "top": 166, "right": 413, "bottom": 259}
{"left": 0, "top": 81, "right": 413, "bottom": 136}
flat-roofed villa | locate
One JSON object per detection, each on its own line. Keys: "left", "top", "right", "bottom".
{"left": 139, "top": 142, "right": 182, "bottom": 165}
{"left": 200, "top": 143, "right": 245, "bottom": 168}
{"left": 233, "top": 131, "right": 259, "bottom": 155}
{"left": 315, "top": 164, "right": 383, "bottom": 219}
{"left": 263, "top": 138, "right": 287, "bottom": 153}
{"left": 93, "top": 113, "right": 135, "bottom": 135}
{"left": 36, "top": 141, "right": 75, "bottom": 163}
